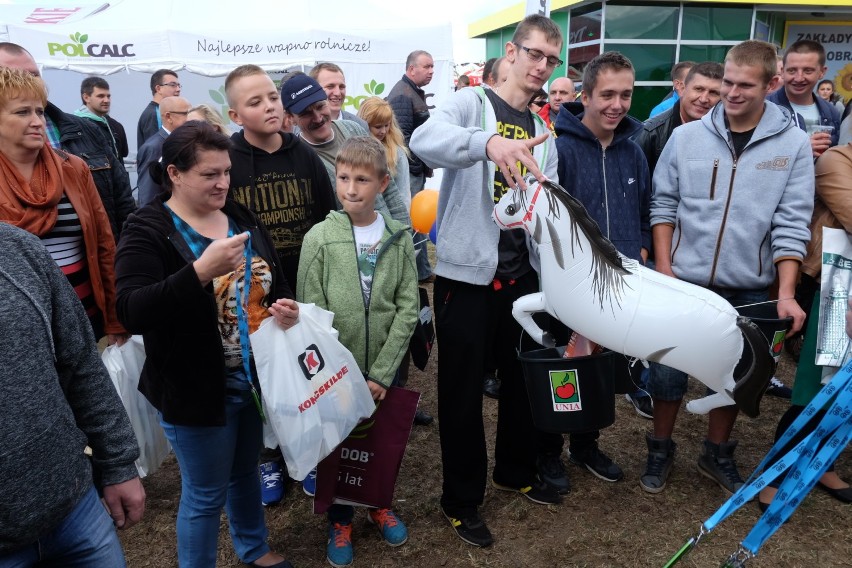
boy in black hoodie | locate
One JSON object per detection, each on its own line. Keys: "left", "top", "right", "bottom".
{"left": 226, "top": 64, "right": 336, "bottom": 288}
{"left": 226, "top": 64, "right": 336, "bottom": 506}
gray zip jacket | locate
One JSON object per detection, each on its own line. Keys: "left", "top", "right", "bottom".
{"left": 651, "top": 101, "right": 814, "bottom": 289}
{"left": 410, "top": 87, "right": 558, "bottom": 285}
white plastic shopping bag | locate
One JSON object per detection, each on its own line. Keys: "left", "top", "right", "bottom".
{"left": 251, "top": 303, "right": 375, "bottom": 481}
{"left": 102, "top": 336, "right": 171, "bottom": 478}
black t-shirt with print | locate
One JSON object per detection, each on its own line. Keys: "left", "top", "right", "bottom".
{"left": 730, "top": 127, "right": 756, "bottom": 159}
{"left": 485, "top": 88, "right": 535, "bottom": 280}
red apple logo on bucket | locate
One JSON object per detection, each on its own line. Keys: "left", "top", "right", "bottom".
{"left": 549, "top": 370, "right": 582, "bottom": 411}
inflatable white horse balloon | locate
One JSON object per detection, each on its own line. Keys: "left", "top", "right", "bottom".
{"left": 492, "top": 179, "right": 774, "bottom": 417}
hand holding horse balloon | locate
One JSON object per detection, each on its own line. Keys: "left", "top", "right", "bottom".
{"left": 485, "top": 132, "right": 551, "bottom": 190}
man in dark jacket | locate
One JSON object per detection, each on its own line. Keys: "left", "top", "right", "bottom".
{"left": 0, "top": 43, "right": 135, "bottom": 241}
{"left": 387, "top": 49, "right": 435, "bottom": 282}
{"left": 767, "top": 39, "right": 840, "bottom": 157}
{"left": 635, "top": 62, "right": 723, "bottom": 176}
{"left": 76, "top": 76, "right": 129, "bottom": 160}
{"left": 551, "top": 51, "right": 650, "bottom": 489}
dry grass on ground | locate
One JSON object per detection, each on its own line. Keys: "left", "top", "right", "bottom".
{"left": 121, "top": 287, "right": 852, "bottom": 568}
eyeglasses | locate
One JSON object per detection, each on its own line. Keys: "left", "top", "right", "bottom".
{"left": 515, "top": 44, "right": 564, "bottom": 68}
{"left": 532, "top": 100, "right": 547, "bottom": 106}
{"left": 160, "top": 82, "right": 181, "bottom": 88}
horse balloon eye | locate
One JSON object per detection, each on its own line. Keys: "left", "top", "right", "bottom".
{"left": 505, "top": 204, "right": 517, "bottom": 215}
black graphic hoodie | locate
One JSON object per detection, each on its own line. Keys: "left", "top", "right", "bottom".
{"left": 228, "top": 130, "right": 336, "bottom": 288}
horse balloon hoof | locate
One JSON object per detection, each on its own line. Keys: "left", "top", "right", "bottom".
{"left": 732, "top": 317, "right": 776, "bottom": 419}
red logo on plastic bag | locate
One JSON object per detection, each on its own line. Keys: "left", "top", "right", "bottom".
{"left": 298, "top": 344, "right": 325, "bottom": 379}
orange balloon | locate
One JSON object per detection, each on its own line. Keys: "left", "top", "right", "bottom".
{"left": 410, "top": 189, "right": 439, "bottom": 233}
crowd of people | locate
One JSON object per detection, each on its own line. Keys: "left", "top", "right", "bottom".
{"left": 1, "top": 11, "right": 852, "bottom": 567}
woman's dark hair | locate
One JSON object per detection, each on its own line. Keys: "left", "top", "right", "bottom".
{"left": 150, "top": 120, "right": 232, "bottom": 190}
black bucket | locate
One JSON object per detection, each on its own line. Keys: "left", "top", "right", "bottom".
{"left": 517, "top": 347, "right": 616, "bottom": 433}
{"left": 736, "top": 303, "right": 793, "bottom": 362}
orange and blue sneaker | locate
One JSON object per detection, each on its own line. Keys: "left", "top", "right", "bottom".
{"left": 367, "top": 508, "right": 408, "bottom": 546}
{"left": 326, "top": 522, "right": 353, "bottom": 567}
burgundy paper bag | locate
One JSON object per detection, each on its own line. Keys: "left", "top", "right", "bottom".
{"left": 314, "top": 387, "right": 420, "bottom": 513}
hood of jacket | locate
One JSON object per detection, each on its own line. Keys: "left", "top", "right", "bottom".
{"left": 702, "top": 99, "right": 797, "bottom": 149}
{"left": 554, "top": 101, "right": 643, "bottom": 146}
{"left": 230, "top": 130, "right": 300, "bottom": 157}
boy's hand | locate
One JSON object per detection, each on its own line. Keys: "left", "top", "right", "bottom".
{"left": 269, "top": 298, "right": 299, "bottom": 330}
{"left": 367, "top": 380, "right": 387, "bottom": 401}
{"left": 485, "top": 132, "right": 550, "bottom": 190}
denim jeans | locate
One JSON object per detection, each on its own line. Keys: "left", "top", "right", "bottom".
{"left": 161, "top": 391, "right": 269, "bottom": 567}
{"left": 0, "top": 485, "right": 126, "bottom": 568}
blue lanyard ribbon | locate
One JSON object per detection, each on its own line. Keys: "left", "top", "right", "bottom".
{"left": 699, "top": 358, "right": 852, "bottom": 556}
{"left": 233, "top": 231, "right": 265, "bottom": 421}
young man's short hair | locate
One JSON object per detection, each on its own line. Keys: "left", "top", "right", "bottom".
{"left": 684, "top": 61, "right": 724, "bottom": 85}
{"left": 725, "top": 40, "right": 778, "bottom": 85}
{"left": 150, "top": 69, "right": 177, "bottom": 95}
{"left": 336, "top": 136, "right": 389, "bottom": 179}
{"left": 511, "top": 14, "right": 563, "bottom": 47}
{"left": 783, "top": 39, "right": 826, "bottom": 68}
{"left": 671, "top": 61, "right": 696, "bottom": 82}
{"left": 224, "top": 64, "right": 267, "bottom": 107}
{"left": 582, "top": 51, "right": 634, "bottom": 95}
{"left": 80, "top": 76, "right": 109, "bottom": 102}
{"left": 310, "top": 62, "right": 343, "bottom": 80}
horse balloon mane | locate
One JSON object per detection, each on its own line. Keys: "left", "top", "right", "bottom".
{"left": 493, "top": 178, "right": 775, "bottom": 416}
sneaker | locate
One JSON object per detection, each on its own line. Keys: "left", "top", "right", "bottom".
{"left": 537, "top": 453, "right": 571, "bottom": 494}
{"left": 442, "top": 508, "right": 494, "bottom": 547}
{"left": 326, "top": 522, "right": 353, "bottom": 567}
{"left": 568, "top": 446, "right": 624, "bottom": 482}
{"left": 367, "top": 508, "right": 408, "bottom": 546}
{"left": 302, "top": 468, "right": 317, "bottom": 497}
{"left": 413, "top": 408, "right": 434, "bottom": 426}
{"left": 625, "top": 392, "right": 654, "bottom": 419}
{"left": 493, "top": 477, "right": 563, "bottom": 505}
{"left": 697, "top": 439, "right": 744, "bottom": 494}
{"left": 483, "top": 375, "right": 500, "bottom": 399}
{"left": 640, "top": 434, "right": 676, "bottom": 494}
{"left": 259, "top": 460, "right": 284, "bottom": 506}
{"left": 766, "top": 377, "right": 792, "bottom": 399}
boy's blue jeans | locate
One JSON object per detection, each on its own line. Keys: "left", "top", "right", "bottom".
{"left": 161, "top": 391, "right": 270, "bottom": 567}
{"left": 0, "top": 485, "right": 126, "bottom": 568}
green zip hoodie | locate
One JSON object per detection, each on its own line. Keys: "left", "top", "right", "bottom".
{"left": 296, "top": 210, "right": 418, "bottom": 388}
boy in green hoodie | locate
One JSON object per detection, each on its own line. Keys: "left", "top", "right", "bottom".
{"left": 297, "top": 136, "right": 418, "bottom": 568}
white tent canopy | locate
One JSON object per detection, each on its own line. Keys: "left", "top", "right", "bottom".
{"left": 1, "top": 1, "right": 454, "bottom": 156}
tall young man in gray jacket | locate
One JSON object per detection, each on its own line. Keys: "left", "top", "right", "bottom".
{"left": 643, "top": 40, "right": 813, "bottom": 495}
{"left": 411, "top": 14, "right": 564, "bottom": 547}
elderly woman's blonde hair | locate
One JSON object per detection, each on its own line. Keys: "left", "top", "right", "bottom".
{"left": 0, "top": 66, "right": 47, "bottom": 109}
{"left": 188, "top": 103, "right": 232, "bottom": 136}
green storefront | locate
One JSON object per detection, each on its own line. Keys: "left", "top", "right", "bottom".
{"left": 470, "top": 0, "right": 852, "bottom": 118}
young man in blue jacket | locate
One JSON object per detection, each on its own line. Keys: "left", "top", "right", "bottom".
{"left": 552, "top": 51, "right": 651, "bottom": 486}
{"left": 645, "top": 40, "right": 813, "bottom": 495}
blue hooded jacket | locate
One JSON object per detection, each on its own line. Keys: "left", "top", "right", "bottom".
{"left": 553, "top": 102, "right": 651, "bottom": 261}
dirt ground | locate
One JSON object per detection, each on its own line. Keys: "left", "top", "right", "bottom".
{"left": 120, "top": 290, "right": 852, "bottom": 568}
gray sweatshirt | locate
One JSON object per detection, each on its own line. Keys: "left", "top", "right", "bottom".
{"left": 651, "top": 101, "right": 814, "bottom": 290}
{"left": 0, "top": 223, "right": 139, "bottom": 553}
{"left": 410, "top": 87, "right": 558, "bottom": 285}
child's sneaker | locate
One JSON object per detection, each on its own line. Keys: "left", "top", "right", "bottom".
{"left": 302, "top": 467, "right": 317, "bottom": 497}
{"left": 326, "top": 522, "right": 353, "bottom": 567}
{"left": 367, "top": 508, "right": 409, "bottom": 546}
{"left": 259, "top": 460, "right": 284, "bottom": 506}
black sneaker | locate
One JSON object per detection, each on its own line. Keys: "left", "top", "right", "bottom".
{"left": 696, "top": 439, "right": 744, "bottom": 494}
{"left": 765, "top": 377, "right": 792, "bottom": 399}
{"left": 537, "top": 454, "right": 571, "bottom": 494}
{"left": 568, "top": 447, "right": 624, "bottom": 482}
{"left": 483, "top": 375, "right": 500, "bottom": 399}
{"left": 442, "top": 509, "right": 494, "bottom": 547}
{"left": 413, "top": 409, "right": 434, "bottom": 426}
{"left": 493, "top": 477, "right": 563, "bottom": 505}
{"left": 625, "top": 392, "right": 654, "bottom": 419}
